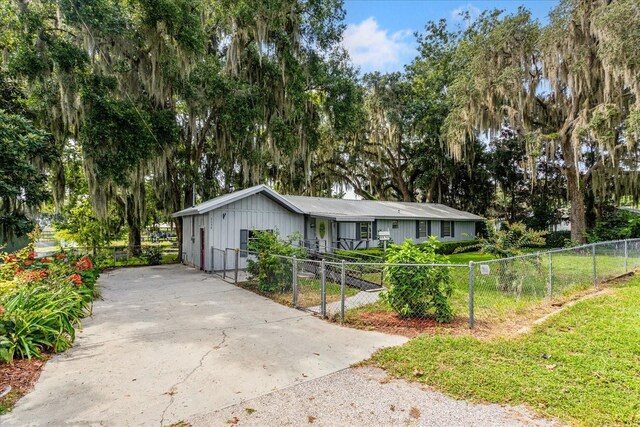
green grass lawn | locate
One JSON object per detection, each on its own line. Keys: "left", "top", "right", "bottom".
{"left": 346, "top": 249, "right": 634, "bottom": 325}
{"left": 447, "top": 251, "right": 496, "bottom": 264}
{"left": 367, "top": 277, "right": 640, "bottom": 426}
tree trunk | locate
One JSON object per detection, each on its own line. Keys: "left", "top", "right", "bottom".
{"left": 562, "top": 140, "right": 587, "bottom": 243}
{"left": 126, "top": 194, "right": 143, "bottom": 256}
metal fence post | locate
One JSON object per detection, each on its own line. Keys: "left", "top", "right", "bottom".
{"left": 468, "top": 261, "right": 475, "bottom": 329}
{"left": 624, "top": 240, "right": 629, "bottom": 273}
{"left": 592, "top": 243, "right": 597, "bottom": 286}
{"left": 340, "top": 260, "right": 346, "bottom": 323}
{"left": 292, "top": 256, "right": 298, "bottom": 307}
{"left": 234, "top": 248, "right": 239, "bottom": 284}
{"left": 320, "top": 259, "right": 327, "bottom": 318}
{"left": 547, "top": 252, "right": 553, "bottom": 297}
{"left": 223, "top": 249, "right": 227, "bottom": 279}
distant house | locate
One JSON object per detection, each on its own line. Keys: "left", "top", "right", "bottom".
{"left": 172, "top": 185, "right": 483, "bottom": 271}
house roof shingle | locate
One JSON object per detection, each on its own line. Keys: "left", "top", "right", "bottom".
{"left": 173, "top": 185, "right": 483, "bottom": 221}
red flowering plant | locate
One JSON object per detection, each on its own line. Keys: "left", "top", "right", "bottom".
{"left": 68, "top": 273, "right": 83, "bottom": 287}
{"left": 71, "top": 256, "right": 98, "bottom": 288}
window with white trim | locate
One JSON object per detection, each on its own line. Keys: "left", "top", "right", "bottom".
{"left": 441, "top": 221, "right": 454, "bottom": 238}
{"left": 359, "top": 222, "right": 372, "bottom": 240}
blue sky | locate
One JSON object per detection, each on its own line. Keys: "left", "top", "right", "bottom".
{"left": 341, "top": 0, "right": 558, "bottom": 73}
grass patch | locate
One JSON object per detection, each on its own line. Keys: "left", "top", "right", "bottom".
{"left": 237, "top": 277, "right": 358, "bottom": 308}
{"left": 447, "top": 251, "right": 496, "bottom": 264}
{"left": 0, "top": 389, "right": 19, "bottom": 415}
{"left": 368, "top": 278, "right": 640, "bottom": 426}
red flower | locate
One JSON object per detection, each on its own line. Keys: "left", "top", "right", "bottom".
{"left": 40, "top": 257, "right": 52, "bottom": 263}
{"left": 27, "top": 251, "right": 36, "bottom": 260}
{"left": 55, "top": 253, "right": 67, "bottom": 260}
{"left": 69, "top": 273, "right": 83, "bottom": 286}
{"left": 0, "top": 305, "right": 4, "bottom": 315}
{"left": 15, "top": 267, "right": 25, "bottom": 275}
{"left": 4, "top": 254, "right": 16, "bottom": 263}
{"left": 23, "top": 259, "right": 34, "bottom": 266}
{"left": 75, "top": 256, "right": 94, "bottom": 271}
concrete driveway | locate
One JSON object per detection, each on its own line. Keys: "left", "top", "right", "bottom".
{"left": 2, "top": 265, "right": 406, "bottom": 426}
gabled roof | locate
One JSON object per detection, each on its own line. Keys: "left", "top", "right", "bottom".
{"left": 171, "top": 185, "right": 304, "bottom": 217}
{"left": 172, "top": 185, "right": 483, "bottom": 221}
{"left": 283, "top": 195, "right": 483, "bottom": 221}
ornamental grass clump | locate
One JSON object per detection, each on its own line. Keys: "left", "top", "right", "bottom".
{"left": 0, "top": 244, "right": 100, "bottom": 363}
{"left": 381, "top": 238, "right": 454, "bottom": 323}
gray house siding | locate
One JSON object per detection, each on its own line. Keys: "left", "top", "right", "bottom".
{"left": 372, "top": 219, "right": 477, "bottom": 246}
{"left": 181, "top": 213, "right": 208, "bottom": 270}
{"left": 338, "top": 222, "right": 356, "bottom": 240}
{"left": 209, "top": 193, "right": 304, "bottom": 270}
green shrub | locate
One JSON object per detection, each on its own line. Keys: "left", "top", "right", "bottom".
{"left": 247, "top": 231, "right": 306, "bottom": 293}
{"left": 142, "top": 246, "right": 163, "bottom": 265}
{"left": 380, "top": 238, "right": 454, "bottom": 322}
{"left": 0, "top": 246, "right": 100, "bottom": 363}
{"left": 472, "top": 221, "right": 547, "bottom": 258}
{"left": 588, "top": 208, "right": 640, "bottom": 242}
{"left": 544, "top": 231, "right": 572, "bottom": 248}
{"left": 0, "top": 282, "right": 92, "bottom": 363}
{"left": 334, "top": 248, "right": 385, "bottom": 261}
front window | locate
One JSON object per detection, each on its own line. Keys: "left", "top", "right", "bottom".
{"left": 418, "top": 220, "right": 428, "bottom": 238}
{"left": 360, "top": 222, "right": 372, "bottom": 240}
{"left": 442, "top": 221, "right": 453, "bottom": 237}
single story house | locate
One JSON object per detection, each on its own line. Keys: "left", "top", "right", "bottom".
{"left": 172, "top": 185, "right": 483, "bottom": 271}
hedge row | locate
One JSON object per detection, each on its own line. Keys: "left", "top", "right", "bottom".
{"left": 335, "top": 239, "right": 479, "bottom": 260}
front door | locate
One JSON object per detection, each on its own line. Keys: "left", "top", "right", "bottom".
{"left": 316, "top": 219, "right": 328, "bottom": 252}
{"left": 200, "top": 228, "right": 205, "bottom": 271}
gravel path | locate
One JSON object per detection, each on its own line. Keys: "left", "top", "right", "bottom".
{"left": 188, "top": 367, "right": 562, "bottom": 427}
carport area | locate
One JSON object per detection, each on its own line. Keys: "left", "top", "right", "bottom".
{"left": 2, "top": 265, "right": 406, "bottom": 426}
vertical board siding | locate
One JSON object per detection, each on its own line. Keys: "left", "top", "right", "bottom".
{"left": 208, "top": 193, "right": 304, "bottom": 270}
{"left": 374, "top": 219, "right": 477, "bottom": 245}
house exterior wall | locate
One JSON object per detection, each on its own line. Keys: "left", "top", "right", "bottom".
{"left": 332, "top": 219, "right": 477, "bottom": 249}
{"left": 208, "top": 193, "right": 304, "bottom": 270}
{"left": 375, "top": 219, "right": 476, "bottom": 245}
{"left": 181, "top": 213, "right": 208, "bottom": 270}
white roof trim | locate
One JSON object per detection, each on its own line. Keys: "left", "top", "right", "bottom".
{"left": 172, "top": 185, "right": 304, "bottom": 217}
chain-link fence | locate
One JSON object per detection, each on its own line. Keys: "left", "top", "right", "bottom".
{"left": 208, "top": 238, "right": 639, "bottom": 330}
{"left": 469, "top": 239, "right": 640, "bottom": 327}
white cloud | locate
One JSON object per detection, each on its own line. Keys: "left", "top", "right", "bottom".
{"left": 451, "top": 3, "right": 481, "bottom": 26}
{"left": 341, "top": 17, "right": 414, "bottom": 73}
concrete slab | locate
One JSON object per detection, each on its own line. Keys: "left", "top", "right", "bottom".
{"left": 2, "top": 265, "right": 406, "bottom": 426}
{"left": 190, "top": 367, "right": 561, "bottom": 426}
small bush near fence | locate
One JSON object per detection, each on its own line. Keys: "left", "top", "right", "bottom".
{"left": 381, "top": 239, "right": 454, "bottom": 322}
{"left": 544, "top": 231, "right": 572, "bottom": 248}
{"left": 247, "top": 231, "right": 305, "bottom": 293}
{"left": 0, "top": 246, "right": 100, "bottom": 363}
{"left": 142, "top": 246, "right": 163, "bottom": 265}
